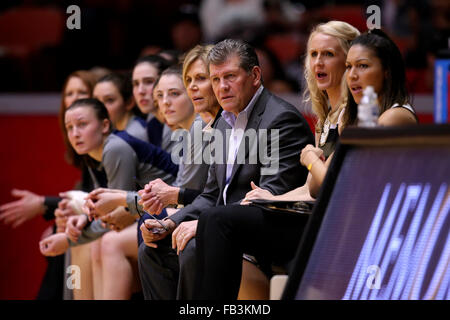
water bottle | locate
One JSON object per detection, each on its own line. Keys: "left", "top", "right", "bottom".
{"left": 357, "top": 86, "right": 379, "bottom": 127}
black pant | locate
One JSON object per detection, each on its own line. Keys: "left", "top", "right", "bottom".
{"left": 194, "top": 204, "right": 309, "bottom": 300}
{"left": 137, "top": 235, "right": 196, "bottom": 300}
{"left": 36, "top": 254, "right": 65, "bottom": 300}
{"left": 36, "top": 224, "right": 64, "bottom": 300}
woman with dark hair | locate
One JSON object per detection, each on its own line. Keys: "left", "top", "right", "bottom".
{"left": 345, "top": 28, "right": 418, "bottom": 126}
{"left": 39, "top": 98, "right": 177, "bottom": 299}
{"left": 94, "top": 73, "right": 148, "bottom": 142}
{"left": 59, "top": 71, "right": 98, "bottom": 170}
{"left": 83, "top": 56, "right": 177, "bottom": 224}
{"left": 81, "top": 56, "right": 178, "bottom": 227}
{"left": 132, "top": 55, "right": 174, "bottom": 147}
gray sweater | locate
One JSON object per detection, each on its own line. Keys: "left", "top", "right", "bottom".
{"left": 71, "top": 131, "right": 177, "bottom": 246}
{"left": 125, "top": 115, "right": 210, "bottom": 214}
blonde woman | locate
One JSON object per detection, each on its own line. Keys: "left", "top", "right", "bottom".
{"left": 244, "top": 20, "right": 360, "bottom": 202}
{"left": 139, "top": 44, "right": 222, "bottom": 213}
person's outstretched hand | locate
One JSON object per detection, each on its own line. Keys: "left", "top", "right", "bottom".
{"left": 0, "top": 189, "right": 45, "bottom": 228}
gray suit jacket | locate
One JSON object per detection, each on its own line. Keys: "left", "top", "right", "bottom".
{"left": 170, "top": 88, "right": 314, "bottom": 225}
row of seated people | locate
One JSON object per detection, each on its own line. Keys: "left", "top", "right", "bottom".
{"left": 0, "top": 21, "right": 418, "bottom": 300}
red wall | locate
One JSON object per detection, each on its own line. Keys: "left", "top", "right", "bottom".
{"left": 0, "top": 115, "right": 80, "bottom": 299}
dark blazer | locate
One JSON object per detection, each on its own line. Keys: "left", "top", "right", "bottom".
{"left": 170, "top": 88, "right": 314, "bottom": 225}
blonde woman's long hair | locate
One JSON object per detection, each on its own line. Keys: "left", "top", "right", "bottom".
{"left": 304, "top": 21, "right": 360, "bottom": 133}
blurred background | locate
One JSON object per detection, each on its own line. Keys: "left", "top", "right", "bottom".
{"left": 0, "top": 0, "right": 449, "bottom": 299}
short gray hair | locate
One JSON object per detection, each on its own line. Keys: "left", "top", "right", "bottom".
{"left": 207, "top": 39, "right": 259, "bottom": 73}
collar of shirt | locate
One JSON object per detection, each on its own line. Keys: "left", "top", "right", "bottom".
{"left": 222, "top": 85, "right": 263, "bottom": 205}
{"left": 202, "top": 117, "right": 215, "bottom": 133}
{"left": 221, "top": 85, "right": 264, "bottom": 129}
{"left": 202, "top": 108, "right": 223, "bottom": 133}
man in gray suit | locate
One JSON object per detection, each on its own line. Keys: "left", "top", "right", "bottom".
{"left": 138, "top": 39, "right": 314, "bottom": 299}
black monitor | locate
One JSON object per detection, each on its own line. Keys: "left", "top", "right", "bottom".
{"left": 282, "top": 124, "right": 450, "bottom": 300}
